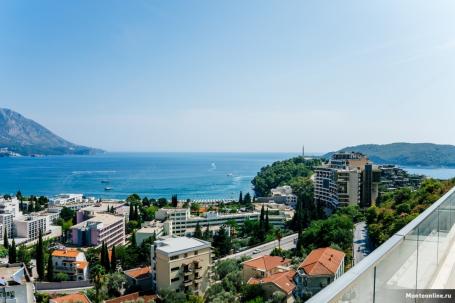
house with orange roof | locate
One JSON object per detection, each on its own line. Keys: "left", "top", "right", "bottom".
{"left": 294, "top": 247, "right": 345, "bottom": 298}
{"left": 124, "top": 266, "right": 153, "bottom": 292}
{"left": 50, "top": 293, "right": 91, "bottom": 303}
{"left": 242, "top": 255, "right": 291, "bottom": 282}
{"left": 51, "top": 248, "right": 89, "bottom": 281}
{"left": 248, "top": 269, "right": 296, "bottom": 303}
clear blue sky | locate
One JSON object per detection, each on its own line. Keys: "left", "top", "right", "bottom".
{"left": 1, "top": 0, "right": 455, "bottom": 152}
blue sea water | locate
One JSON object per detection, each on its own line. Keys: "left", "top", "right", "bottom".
{"left": 0, "top": 152, "right": 296, "bottom": 199}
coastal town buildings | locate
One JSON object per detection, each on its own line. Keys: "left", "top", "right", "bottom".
{"left": 49, "top": 194, "right": 85, "bottom": 206}
{"left": 257, "top": 185, "right": 298, "bottom": 208}
{"left": 124, "top": 266, "right": 153, "bottom": 292}
{"left": 151, "top": 236, "right": 212, "bottom": 294}
{"left": 242, "top": 255, "right": 292, "bottom": 281}
{"left": 51, "top": 248, "right": 89, "bottom": 281}
{"left": 71, "top": 213, "right": 125, "bottom": 248}
{"left": 14, "top": 215, "right": 47, "bottom": 240}
{"left": 248, "top": 270, "right": 296, "bottom": 303}
{"left": 314, "top": 152, "right": 380, "bottom": 210}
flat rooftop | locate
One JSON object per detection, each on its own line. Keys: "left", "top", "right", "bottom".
{"left": 155, "top": 236, "right": 210, "bottom": 256}
{"left": 72, "top": 213, "right": 123, "bottom": 229}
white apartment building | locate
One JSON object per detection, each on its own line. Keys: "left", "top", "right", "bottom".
{"left": 51, "top": 248, "right": 89, "bottom": 281}
{"left": 155, "top": 208, "right": 273, "bottom": 236}
{"left": 0, "top": 263, "right": 35, "bottom": 303}
{"left": 49, "top": 194, "right": 84, "bottom": 206}
{"left": 71, "top": 213, "right": 125, "bottom": 248}
{"left": 14, "top": 215, "right": 47, "bottom": 240}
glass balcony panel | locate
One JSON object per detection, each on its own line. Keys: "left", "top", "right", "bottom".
{"left": 333, "top": 267, "right": 375, "bottom": 303}
{"left": 375, "top": 228, "right": 418, "bottom": 303}
{"left": 416, "top": 211, "right": 439, "bottom": 289}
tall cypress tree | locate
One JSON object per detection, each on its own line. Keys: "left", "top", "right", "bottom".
{"left": 259, "top": 205, "right": 265, "bottom": 231}
{"left": 134, "top": 205, "right": 139, "bottom": 222}
{"left": 239, "top": 191, "right": 243, "bottom": 205}
{"left": 47, "top": 253, "right": 54, "bottom": 281}
{"left": 203, "top": 224, "right": 210, "bottom": 240}
{"left": 110, "top": 244, "right": 117, "bottom": 272}
{"left": 131, "top": 231, "right": 137, "bottom": 248}
{"left": 194, "top": 222, "right": 203, "bottom": 239}
{"left": 129, "top": 204, "right": 134, "bottom": 221}
{"left": 36, "top": 229, "right": 44, "bottom": 280}
{"left": 265, "top": 209, "right": 270, "bottom": 232}
{"left": 9, "top": 239, "right": 16, "bottom": 264}
{"left": 3, "top": 227, "right": 8, "bottom": 249}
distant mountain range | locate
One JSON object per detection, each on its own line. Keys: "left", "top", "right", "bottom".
{"left": 0, "top": 108, "right": 103, "bottom": 156}
{"left": 324, "top": 143, "right": 455, "bottom": 167}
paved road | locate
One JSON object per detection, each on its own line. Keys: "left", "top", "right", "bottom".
{"left": 353, "top": 221, "right": 372, "bottom": 265}
{"left": 220, "top": 233, "right": 298, "bottom": 261}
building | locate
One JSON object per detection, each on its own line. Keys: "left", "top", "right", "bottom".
{"left": 124, "top": 266, "right": 153, "bottom": 292}
{"left": 135, "top": 220, "right": 171, "bottom": 246}
{"left": 155, "top": 208, "right": 286, "bottom": 236}
{"left": 0, "top": 263, "right": 35, "bottom": 303}
{"left": 314, "top": 152, "right": 380, "bottom": 210}
{"left": 51, "top": 248, "right": 89, "bottom": 281}
{"left": 294, "top": 247, "right": 345, "bottom": 298}
{"left": 13, "top": 215, "right": 47, "bottom": 240}
{"left": 49, "top": 293, "right": 91, "bottom": 303}
{"left": 242, "top": 255, "right": 291, "bottom": 282}
{"left": 248, "top": 270, "right": 296, "bottom": 303}
{"left": 257, "top": 185, "right": 298, "bottom": 208}
{"left": 105, "top": 292, "right": 156, "bottom": 303}
{"left": 0, "top": 197, "right": 23, "bottom": 237}
{"left": 71, "top": 213, "right": 125, "bottom": 248}
{"left": 76, "top": 202, "right": 129, "bottom": 223}
{"left": 49, "top": 194, "right": 84, "bottom": 206}
{"left": 151, "top": 236, "right": 212, "bottom": 294}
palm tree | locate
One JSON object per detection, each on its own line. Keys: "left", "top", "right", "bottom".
{"left": 275, "top": 229, "right": 282, "bottom": 250}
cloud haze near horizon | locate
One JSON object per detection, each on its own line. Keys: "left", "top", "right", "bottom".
{"left": 1, "top": 0, "right": 455, "bottom": 153}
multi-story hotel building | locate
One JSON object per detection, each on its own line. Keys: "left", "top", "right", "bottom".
{"left": 314, "top": 152, "right": 380, "bottom": 210}
{"left": 151, "top": 236, "right": 212, "bottom": 295}
{"left": 14, "top": 215, "right": 47, "bottom": 240}
{"left": 155, "top": 208, "right": 284, "bottom": 236}
{"left": 71, "top": 213, "right": 125, "bottom": 248}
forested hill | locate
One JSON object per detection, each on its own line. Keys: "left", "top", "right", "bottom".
{"left": 251, "top": 157, "right": 321, "bottom": 197}
{"left": 0, "top": 108, "right": 102, "bottom": 156}
{"left": 324, "top": 143, "right": 455, "bottom": 167}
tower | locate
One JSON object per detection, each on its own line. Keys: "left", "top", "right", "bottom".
{"left": 302, "top": 145, "right": 305, "bottom": 158}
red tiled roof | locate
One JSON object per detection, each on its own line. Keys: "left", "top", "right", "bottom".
{"left": 52, "top": 249, "right": 81, "bottom": 258}
{"left": 243, "top": 255, "right": 291, "bottom": 272}
{"left": 105, "top": 292, "right": 156, "bottom": 303}
{"left": 124, "top": 266, "right": 152, "bottom": 279}
{"left": 299, "top": 247, "right": 345, "bottom": 276}
{"left": 50, "top": 293, "right": 91, "bottom": 303}
{"left": 248, "top": 270, "right": 296, "bottom": 294}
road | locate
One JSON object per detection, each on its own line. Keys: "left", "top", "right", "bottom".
{"left": 353, "top": 221, "right": 372, "bottom": 265}
{"left": 220, "top": 233, "right": 298, "bottom": 261}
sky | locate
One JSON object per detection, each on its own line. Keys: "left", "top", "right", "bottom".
{"left": 1, "top": 0, "right": 455, "bottom": 153}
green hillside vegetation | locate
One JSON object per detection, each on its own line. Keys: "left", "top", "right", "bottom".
{"left": 366, "top": 178, "right": 455, "bottom": 247}
{"left": 251, "top": 157, "right": 321, "bottom": 197}
{"left": 324, "top": 142, "right": 455, "bottom": 167}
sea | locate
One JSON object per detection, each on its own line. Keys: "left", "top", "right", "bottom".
{"left": 0, "top": 152, "right": 297, "bottom": 200}
{"left": 1, "top": 153, "right": 455, "bottom": 200}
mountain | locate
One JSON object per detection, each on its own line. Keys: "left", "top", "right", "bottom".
{"left": 0, "top": 108, "right": 103, "bottom": 156}
{"left": 323, "top": 143, "right": 455, "bottom": 167}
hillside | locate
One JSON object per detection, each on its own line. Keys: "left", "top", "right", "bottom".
{"left": 324, "top": 143, "right": 455, "bottom": 167}
{"left": 0, "top": 108, "right": 103, "bottom": 156}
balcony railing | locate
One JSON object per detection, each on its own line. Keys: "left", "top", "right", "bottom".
{"left": 307, "top": 186, "right": 455, "bottom": 303}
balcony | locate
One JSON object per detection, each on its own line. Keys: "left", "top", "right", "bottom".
{"left": 183, "top": 279, "right": 193, "bottom": 286}
{"left": 308, "top": 187, "right": 455, "bottom": 303}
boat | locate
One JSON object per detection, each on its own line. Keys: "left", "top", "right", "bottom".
{"left": 104, "top": 187, "right": 113, "bottom": 191}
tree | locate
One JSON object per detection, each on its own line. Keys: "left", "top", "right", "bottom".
{"left": 244, "top": 192, "right": 252, "bottom": 205}
{"left": 265, "top": 209, "right": 270, "bottom": 232}
{"left": 8, "top": 239, "right": 16, "bottom": 263}
{"left": 36, "top": 229, "right": 45, "bottom": 280}
{"left": 131, "top": 231, "right": 137, "bottom": 248}
{"left": 100, "top": 242, "right": 110, "bottom": 272}
{"left": 17, "top": 244, "right": 31, "bottom": 266}
{"left": 3, "top": 227, "right": 8, "bottom": 249}
{"left": 106, "top": 271, "right": 126, "bottom": 297}
{"left": 126, "top": 194, "right": 141, "bottom": 204}
{"left": 54, "top": 272, "right": 69, "bottom": 282}
{"left": 91, "top": 265, "right": 107, "bottom": 303}
{"left": 110, "top": 245, "right": 117, "bottom": 271}
{"left": 203, "top": 224, "right": 211, "bottom": 240}
{"left": 171, "top": 195, "right": 178, "bottom": 207}
{"left": 16, "top": 190, "right": 22, "bottom": 200}
{"left": 212, "top": 225, "right": 232, "bottom": 257}
{"left": 134, "top": 205, "right": 140, "bottom": 222}
{"left": 159, "top": 288, "right": 187, "bottom": 303}
{"left": 241, "top": 284, "right": 266, "bottom": 302}
{"left": 47, "top": 252, "right": 54, "bottom": 281}
{"left": 275, "top": 229, "right": 282, "bottom": 249}
{"left": 239, "top": 191, "right": 243, "bottom": 204}
{"left": 193, "top": 222, "right": 203, "bottom": 239}
{"left": 215, "top": 259, "right": 240, "bottom": 280}
{"left": 28, "top": 201, "right": 34, "bottom": 213}
{"left": 129, "top": 204, "right": 134, "bottom": 221}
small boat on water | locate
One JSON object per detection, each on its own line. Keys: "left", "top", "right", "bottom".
{"left": 104, "top": 187, "right": 113, "bottom": 191}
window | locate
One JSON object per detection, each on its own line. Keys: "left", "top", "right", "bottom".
{"left": 194, "top": 250, "right": 198, "bottom": 255}
{"left": 171, "top": 266, "right": 179, "bottom": 272}
{"left": 171, "top": 277, "right": 180, "bottom": 282}
{"left": 170, "top": 255, "right": 179, "bottom": 260}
